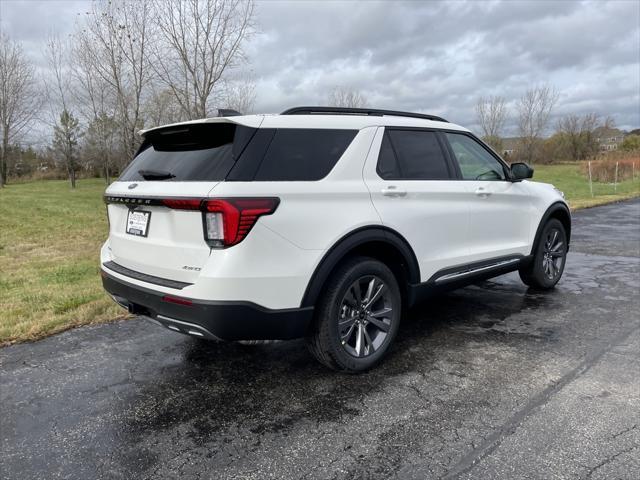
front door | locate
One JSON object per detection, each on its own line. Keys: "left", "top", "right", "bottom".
{"left": 443, "top": 132, "right": 534, "bottom": 262}
{"left": 363, "top": 127, "right": 470, "bottom": 282}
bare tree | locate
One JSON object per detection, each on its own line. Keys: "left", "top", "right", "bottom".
{"left": 143, "top": 87, "right": 186, "bottom": 128}
{"left": 44, "top": 35, "right": 71, "bottom": 119}
{"left": 75, "top": 0, "right": 153, "bottom": 158}
{"left": 327, "top": 87, "right": 368, "bottom": 108}
{"left": 152, "top": 0, "right": 256, "bottom": 119}
{"left": 44, "top": 34, "right": 84, "bottom": 187}
{"left": 72, "top": 27, "right": 121, "bottom": 183}
{"left": 221, "top": 76, "right": 256, "bottom": 114}
{"left": 516, "top": 85, "right": 559, "bottom": 164}
{"left": 475, "top": 95, "right": 507, "bottom": 151}
{"left": 556, "top": 112, "right": 600, "bottom": 160}
{"left": 83, "top": 113, "right": 119, "bottom": 182}
{"left": 0, "top": 34, "right": 40, "bottom": 187}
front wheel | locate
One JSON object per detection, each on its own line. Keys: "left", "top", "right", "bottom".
{"left": 519, "top": 218, "right": 567, "bottom": 289}
{"left": 307, "top": 257, "right": 402, "bottom": 372}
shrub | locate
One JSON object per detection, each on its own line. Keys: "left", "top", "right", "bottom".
{"left": 582, "top": 153, "right": 640, "bottom": 183}
{"left": 621, "top": 135, "right": 640, "bottom": 151}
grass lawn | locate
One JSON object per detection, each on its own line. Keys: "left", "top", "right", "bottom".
{"left": 534, "top": 163, "right": 640, "bottom": 209}
{"left": 1, "top": 165, "right": 639, "bottom": 345}
{"left": 0, "top": 178, "right": 123, "bottom": 345}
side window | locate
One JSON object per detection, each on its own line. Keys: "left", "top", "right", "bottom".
{"left": 253, "top": 129, "right": 357, "bottom": 181}
{"left": 377, "top": 129, "right": 451, "bottom": 180}
{"left": 445, "top": 133, "right": 506, "bottom": 181}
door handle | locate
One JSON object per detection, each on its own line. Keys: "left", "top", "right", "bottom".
{"left": 475, "top": 187, "right": 492, "bottom": 197}
{"left": 382, "top": 186, "right": 407, "bottom": 197}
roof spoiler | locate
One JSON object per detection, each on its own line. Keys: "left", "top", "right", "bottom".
{"left": 139, "top": 111, "right": 248, "bottom": 136}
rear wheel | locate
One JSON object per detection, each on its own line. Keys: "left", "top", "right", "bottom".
{"left": 307, "top": 256, "right": 401, "bottom": 372}
{"left": 519, "top": 218, "right": 567, "bottom": 289}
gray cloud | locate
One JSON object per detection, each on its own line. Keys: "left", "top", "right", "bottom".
{"left": 2, "top": 0, "right": 639, "bottom": 135}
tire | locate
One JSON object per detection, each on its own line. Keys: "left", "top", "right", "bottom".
{"left": 519, "top": 218, "right": 567, "bottom": 290}
{"left": 306, "top": 256, "right": 402, "bottom": 372}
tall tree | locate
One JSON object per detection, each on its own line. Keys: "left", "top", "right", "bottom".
{"left": 143, "top": 88, "right": 186, "bottom": 128}
{"left": 327, "top": 87, "right": 368, "bottom": 108}
{"left": 83, "top": 113, "right": 119, "bottom": 184}
{"left": 475, "top": 96, "right": 507, "bottom": 151}
{"left": 516, "top": 85, "right": 559, "bottom": 164}
{"left": 72, "top": 23, "right": 121, "bottom": 183}
{"left": 75, "top": 0, "right": 153, "bottom": 158}
{"left": 152, "top": 0, "right": 256, "bottom": 119}
{"left": 52, "top": 110, "right": 83, "bottom": 188}
{"left": 556, "top": 113, "right": 600, "bottom": 160}
{"left": 222, "top": 76, "right": 256, "bottom": 114}
{"left": 0, "top": 34, "right": 40, "bottom": 187}
{"left": 44, "top": 34, "right": 71, "bottom": 120}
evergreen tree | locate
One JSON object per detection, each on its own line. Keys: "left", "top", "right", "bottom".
{"left": 52, "top": 109, "right": 82, "bottom": 188}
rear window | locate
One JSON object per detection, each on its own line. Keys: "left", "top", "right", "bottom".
{"left": 252, "top": 129, "right": 357, "bottom": 181}
{"left": 119, "top": 123, "right": 255, "bottom": 182}
{"left": 377, "top": 129, "right": 451, "bottom": 180}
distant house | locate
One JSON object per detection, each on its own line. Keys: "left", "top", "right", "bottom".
{"left": 500, "top": 137, "right": 521, "bottom": 158}
{"left": 593, "top": 126, "right": 625, "bottom": 151}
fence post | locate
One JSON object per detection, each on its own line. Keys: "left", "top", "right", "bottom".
{"left": 588, "top": 161, "right": 594, "bottom": 198}
{"left": 614, "top": 161, "right": 618, "bottom": 193}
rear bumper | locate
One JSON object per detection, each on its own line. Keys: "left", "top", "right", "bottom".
{"left": 101, "top": 270, "right": 314, "bottom": 341}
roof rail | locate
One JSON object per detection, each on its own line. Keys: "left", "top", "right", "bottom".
{"left": 280, "top": 106, "right": 448, "bottom": 123}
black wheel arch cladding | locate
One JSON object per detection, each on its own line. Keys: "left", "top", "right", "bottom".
{"left": 300, "top": 226, "right": 420, "bottom": 308}
{"left": 531, "top": 202, "right": 571, "bottom": 256}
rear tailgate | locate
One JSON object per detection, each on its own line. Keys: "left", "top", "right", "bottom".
{"left": 104, "top": 118, "right": 261, "bottom": 284}
{"left": 105, "top": 182, "right": 217, "bottom": 284}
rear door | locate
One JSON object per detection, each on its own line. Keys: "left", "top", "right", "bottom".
{"left": 442, "top": 132, "right": 534, "bottom": 261}
{"left": 105, "top": 121, "right": 258, "bottom": 283}
{"left": 363, "top": 127, "right": 470, "bottom": 282}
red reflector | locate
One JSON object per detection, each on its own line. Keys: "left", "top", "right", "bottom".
{"left": 162, "top": 295, "right": 193, "bottom": 306}
{"left": 162, "top": 199, "right": 202, "bottom": 210}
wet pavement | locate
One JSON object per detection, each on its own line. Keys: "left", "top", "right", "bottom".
{"left": 2, "top": 199, "right": 639, "bottom": 480}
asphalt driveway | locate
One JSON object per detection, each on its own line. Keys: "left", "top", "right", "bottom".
{"left": 1, "top": 199, "right": 639, "bottom": 479}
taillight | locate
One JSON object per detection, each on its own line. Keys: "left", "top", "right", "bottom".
{"left": 162, "top": 198, "right": 202, "bottom": 210}
{"left": 203, "top": 198, "right": 279, "bottom": 247}
{"left": 160, "top": 197, "right": 279, "bottom": 248}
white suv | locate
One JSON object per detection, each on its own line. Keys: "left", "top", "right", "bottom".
{"left": 101, "top": 106, "right": 570, "bottom": 372}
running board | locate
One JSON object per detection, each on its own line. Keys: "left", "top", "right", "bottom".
{"left": 434, "top": 258, "right": 521, "bottom": 284}
{"left": 408, "top": 255, "right": 526, "bottom": 306}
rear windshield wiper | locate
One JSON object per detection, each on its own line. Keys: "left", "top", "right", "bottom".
{"left": 138, "top": 169, "right": 176, "bottom": 180}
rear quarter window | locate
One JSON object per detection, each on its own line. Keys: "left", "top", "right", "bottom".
{"left": 252, "top": 129, "right": 357, "bottom": 181}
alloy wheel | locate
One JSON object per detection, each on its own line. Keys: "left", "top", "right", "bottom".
{"left": 338, "top": 275, "right": 394, "bottom": 358}
{"left": 542, "top": 228, "right": 565, "bottom": 280}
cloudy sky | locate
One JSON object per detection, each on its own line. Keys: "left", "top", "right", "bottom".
{"left": 1, "top": 0, "right": 639, "bottom": 137}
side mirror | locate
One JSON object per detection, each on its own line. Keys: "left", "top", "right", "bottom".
{"left": 510, "top": 162, "right": 534, "bottom": 181}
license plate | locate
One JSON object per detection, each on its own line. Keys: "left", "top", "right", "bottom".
{"left": 126, "top": 210, "right": 151, "bottom": 237}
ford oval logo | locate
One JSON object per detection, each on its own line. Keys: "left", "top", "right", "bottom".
{"left": 128, "top": 183, "right": 138, "bottom": 190}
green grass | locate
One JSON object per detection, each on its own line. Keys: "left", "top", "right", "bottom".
{"left": 0, "top": 165, "right": 638, "bottom": 345}
{"left": 533, "top": 163, "right": 640, "bottom": 209}
{"left": 0, "top": 178, "right": 123, "bottom": 345}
